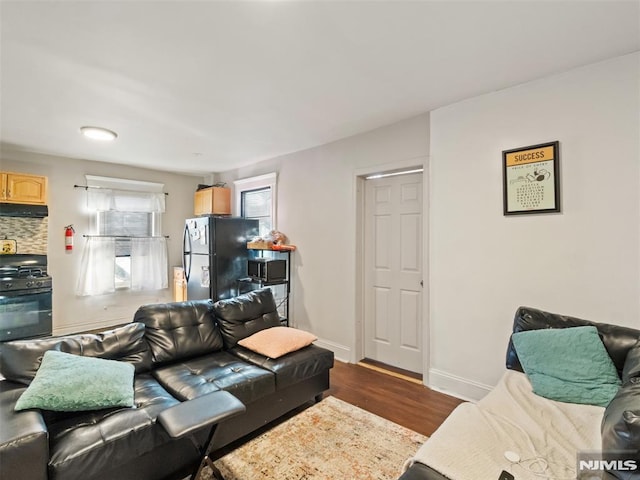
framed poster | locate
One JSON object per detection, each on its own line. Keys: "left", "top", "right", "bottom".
{"left": 502, "top": 141, "right": 560, "bottom": 215}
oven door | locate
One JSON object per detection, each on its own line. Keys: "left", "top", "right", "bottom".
{"left": 0, "top": 287, "right": 52, "bottom": 342}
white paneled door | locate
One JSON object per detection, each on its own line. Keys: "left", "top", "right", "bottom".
{"left": 364, "top": 172, "right": 423, "bottom": 373}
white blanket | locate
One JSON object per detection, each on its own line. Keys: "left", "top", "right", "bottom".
{"left": 405, "top": 370, "right": 603, "bottom": 480}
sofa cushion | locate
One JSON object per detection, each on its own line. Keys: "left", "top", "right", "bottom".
{"left": 512, "top": 326, "right": 621, "bottom": 407}
{"left": 0, "top": 381, "right": 49, "bottom": 480}
{"left": 622, "top": 339, "right": 640, "bottom": 384}
{"left": 152, "top": 351, "right": 275, "bottom": 404}
{"left": 237, "top": 327, "right": 317, "bottom": 359}
{"left": 133, "top": 300, "right": 224, "bottom": 366}
{"left": 601, "top": 379, "right": 640, "bottom": 479}
{"left": 230, "top": 344, "right": 334, "bottom": 389}
{"left": 47, "top": 374, "right": 181, "bottom": 480}
{"left": 506, "top": 306, "right": 639, "bottom": 377}
{"left": 213, "top": 288, "right": 281, "bottom": 348}
{"left": 15, "top": 351, "right": 135, "bottom": 412}
{"left": 0, "top": 322, "right": 151, "bottom": 385}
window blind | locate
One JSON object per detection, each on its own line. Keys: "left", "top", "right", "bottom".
{"left": 242, "top": 187, "right": 272, "bottom": 235}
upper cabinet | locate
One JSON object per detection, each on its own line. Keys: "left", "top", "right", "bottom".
{"left": 1, "top": 172, "right": 48, "bottom": 205}
{"left": 194, "top": 186, "right": 231, "bottom": 216}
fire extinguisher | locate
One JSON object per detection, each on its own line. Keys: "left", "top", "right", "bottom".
{"left": 64, "top": 225, "right": 75, "bottom": 251}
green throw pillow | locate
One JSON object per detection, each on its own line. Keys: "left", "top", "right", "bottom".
{"left": 14, "top": 350, "right": 135, "bottom": 412}
{"left": 512, "top": 326, "right": 621, "bottom": 407}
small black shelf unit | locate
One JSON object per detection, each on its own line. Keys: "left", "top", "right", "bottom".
{"left": 238, "top": 249, "right": 291, "bottom": 326}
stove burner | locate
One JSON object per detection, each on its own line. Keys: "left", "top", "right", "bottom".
{"left": 0, "top": 266, "right": 47, "bottom": 277}
{"left": 16, "top": 267, "right": 46, "bottom": 278}
{"left": 0, "top": 256, "right": 51, "bottom": 292}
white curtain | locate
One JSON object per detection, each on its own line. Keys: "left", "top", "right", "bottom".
{"left": 76, "top": 237, "right": 116, "bottom": 296}
{"left": 130, "top": 237, "right": 168, "bottom": 291}
{"left": 87, "top": 189, "right": 166, "bottom": 213}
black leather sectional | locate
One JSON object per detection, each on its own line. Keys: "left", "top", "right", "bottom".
{"left": 0, "top": 288, "right": 334, "bottom": 480}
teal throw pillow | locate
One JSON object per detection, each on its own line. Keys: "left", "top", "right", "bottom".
{"left": 512, "top": 326, "right": 621, "bottom": 407}
{"left": 15, "top": 350, "right": 135, "bottom": 412}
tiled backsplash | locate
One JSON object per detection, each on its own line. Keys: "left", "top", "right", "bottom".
{"left": 0, "top": 217, "right": 48, "bottom": 255}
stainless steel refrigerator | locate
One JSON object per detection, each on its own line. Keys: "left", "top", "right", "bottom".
{"left": 182, "top": 217, "right": 258, "bottom": 301}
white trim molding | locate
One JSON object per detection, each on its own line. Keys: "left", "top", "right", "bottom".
{"left": 314, "top": 337, "right": 351, "bottom": 363}
{"left": 233, "top": 172, "right": 277, "bottom": 226}
{"left": 428, "top": 368, "right": 493, "bottom": 402}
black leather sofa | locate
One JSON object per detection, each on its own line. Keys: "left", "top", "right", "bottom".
{"left": 0, "top": 288, "right": 334, "bottom": 480}
{"left": 399, "top": 306, "right": 640, "bottom": 480}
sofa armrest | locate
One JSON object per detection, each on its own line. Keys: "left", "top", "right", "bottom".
{"left": 622, "top": 339, "right": 640, "bottom": 384}
{"left": 398, "top": 462, "right": 451, "bottom": 480}
{"left": 601, "top": 379, "right": 640, "bottom": 480}
{"left": 0, "top": 381, "right": 49, "bottom": 480}
{"left": 158, "top": 390, "right": 245, "bottom": 439}
{"left": 158, "top": 391, "right": 246, "bottom": 480}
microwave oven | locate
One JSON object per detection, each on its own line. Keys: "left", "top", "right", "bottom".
{"left": 247, "top": 258, "right": 286, "bottom": 282}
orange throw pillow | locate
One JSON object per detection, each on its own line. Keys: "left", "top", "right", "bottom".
{"left": 237, "top": 326, "right": 317, "bottom": 359}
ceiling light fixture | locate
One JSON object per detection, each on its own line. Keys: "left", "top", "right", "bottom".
{"left": 80, "top": 126, "right": 118, "bottom": 141}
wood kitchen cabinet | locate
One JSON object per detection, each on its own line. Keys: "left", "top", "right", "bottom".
{"left": 1, "top": 172, "right": 48, "bottom": 204}
{"left": 194, "top": 186, "right": 231, "bottom": 216}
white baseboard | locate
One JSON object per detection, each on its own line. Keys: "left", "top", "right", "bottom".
{"left": 314, "top": 337, "right": 351, "bottom": 363}
{"left": 427, "top": 368, "right": 493, "bottom": 402}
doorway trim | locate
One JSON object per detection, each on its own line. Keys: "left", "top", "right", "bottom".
{"left": 353, "top": 155, "right": 430, "bottom": 385}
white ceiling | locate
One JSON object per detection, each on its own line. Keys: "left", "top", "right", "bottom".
{"left": 1, "top": 1, "right": 639, "bottom": 176}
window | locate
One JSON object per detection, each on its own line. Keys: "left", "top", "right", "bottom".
{"left": 97, "top": 210, "right": 160, "bottom": 288}
{"left": 241, "top": 187, "right": 272, "bottom": 237}
{"left": 76, "top": 176, "right": 168, "bottom": 296}
{"left": 234, "top": 173, "right": 277, "bottom": 237}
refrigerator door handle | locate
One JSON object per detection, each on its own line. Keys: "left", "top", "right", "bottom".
{"left": 182, "top": 223, "right": 192, "bottom": 282}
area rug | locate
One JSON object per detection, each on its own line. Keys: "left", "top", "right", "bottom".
{"left": 204, "top": 396, "right": 427, "bottom": 480}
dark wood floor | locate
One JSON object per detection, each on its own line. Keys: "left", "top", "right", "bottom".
{"left": 327, "top": 360, "right": 464, "bottom": 437}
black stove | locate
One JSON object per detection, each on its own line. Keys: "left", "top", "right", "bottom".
{"left": 0, "top": 254, "right": 53, "bottom": 342}
{"left": 0, "top": 254, "right": 52, "bottom": 292}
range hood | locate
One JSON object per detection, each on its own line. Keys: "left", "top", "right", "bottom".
{"left": 0, "top": 203, "right": 49, "bottom": 218}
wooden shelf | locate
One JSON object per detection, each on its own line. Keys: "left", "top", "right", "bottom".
{"left": 238, "top": 277, "right": 289, "bottom": 287}
{"left": 240, "top": 249, "right": 292, "bottom": 326}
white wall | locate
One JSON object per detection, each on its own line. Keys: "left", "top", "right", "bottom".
{"left": 3, "top": 53, "right": 636, "bottom": 402}
{"left": 218, "top": 114, "right": 430, "bottom": 361}
{"left": 428, "top": 53, "right": 640, "bottom": 400}
{"left": 224, "top": 53, "right": 639, "bottom": 401}
{"left": 1, "top": 151, "right": 202, "bottom": 334}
